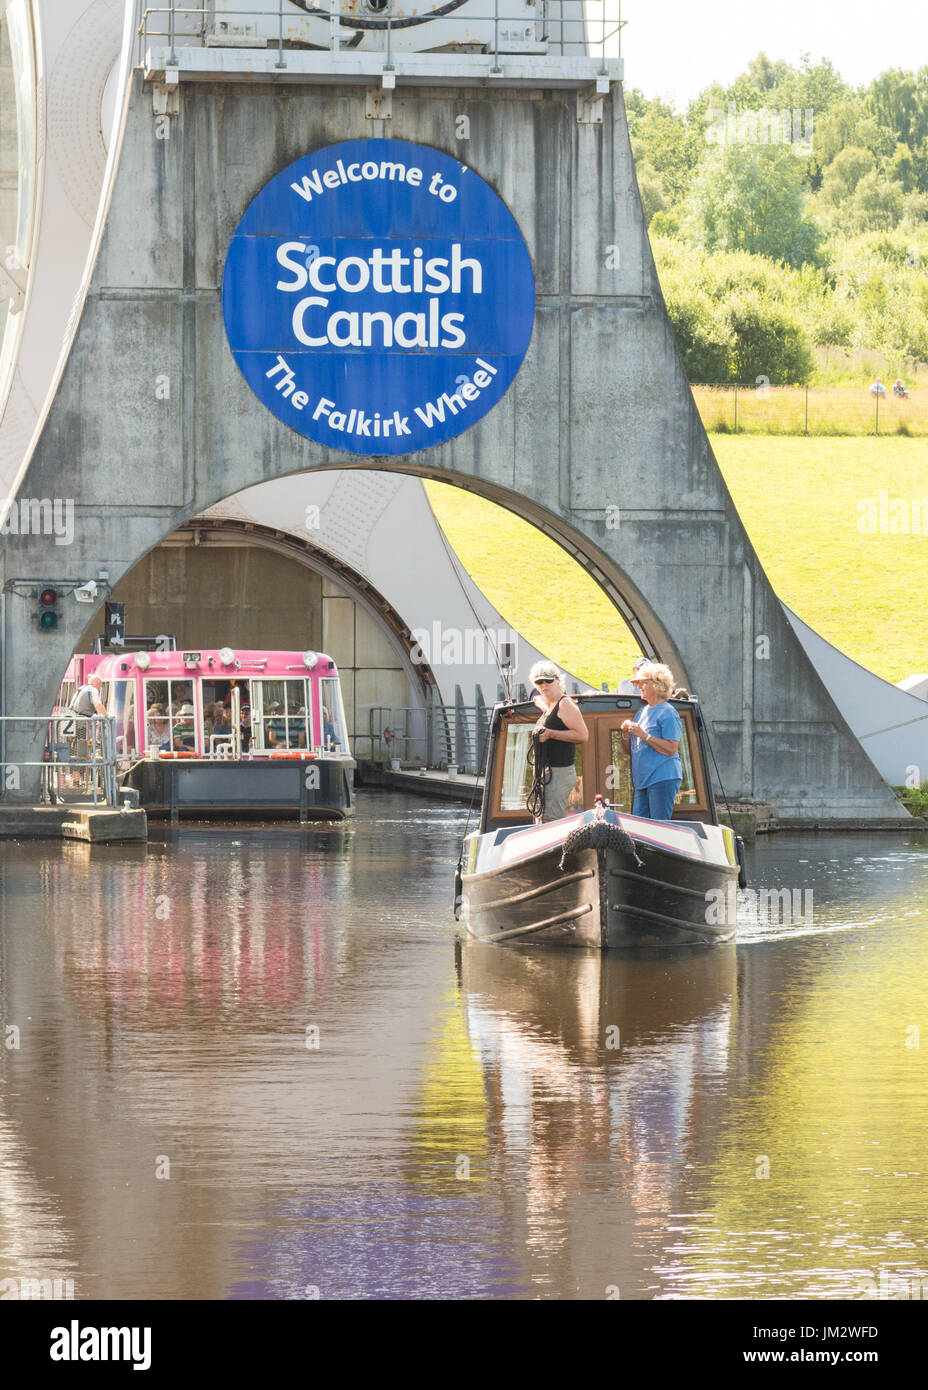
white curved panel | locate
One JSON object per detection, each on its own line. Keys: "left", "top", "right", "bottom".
{"left": 0, "top": 0, "right": 132, "bottom": 524}
{"left": 201, "top": 471, "right": 593, "bottom": 705}
{"left": 783, "top": 603, "right": 928, "bottom": 786}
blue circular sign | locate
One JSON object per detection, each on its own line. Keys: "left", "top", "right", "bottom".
{"left": 222, "top": 139, "right": 535, "bottom": 457}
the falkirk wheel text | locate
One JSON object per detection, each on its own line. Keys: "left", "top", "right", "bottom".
{"left": 222, "top": 138, "right": 536, "bottom": 456}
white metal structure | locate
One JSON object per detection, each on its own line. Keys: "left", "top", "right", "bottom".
{"left": 0, "top": 0, "right": 135, "bottom": 532}
{"left": 141, "top": 0, "right": 616, "bottom": 61}
{"left": 783, "top": 605, "right": 928, "bottom": 788}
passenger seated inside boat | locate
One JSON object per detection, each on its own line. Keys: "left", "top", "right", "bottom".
{"left": 173, "top": 701, "right": 197, "bottom": 750}
{"left": 147, "top": 706, "right": 171, "bottom": 750}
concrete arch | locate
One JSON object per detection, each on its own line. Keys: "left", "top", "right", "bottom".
{"left": 0, "top": 70, "right": 907, "bottom": 820}
{"left": 98, "top": 512, "right": 444, "bottom": 700}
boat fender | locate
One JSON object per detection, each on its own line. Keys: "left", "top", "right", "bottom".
{"left": 736, "top": 835, "right": 748, "bottom": 889}
{"left": 558, "top": 820, "right": 644, "bottom": 872}
{"left": 452, "top": 855, "right": 463, "bottom": 921}
{"left": 158, "top": 750, "right": 198, "bottom": 759}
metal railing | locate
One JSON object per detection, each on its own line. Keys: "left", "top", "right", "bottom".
{"left": 138, "top": 2, "right": 624, "bottom": 72}
{"left": 362, "top": 692, "right": 491, "bottom": 774}
{"left": 0, "top": 715, "right": 120, "bottom": 807}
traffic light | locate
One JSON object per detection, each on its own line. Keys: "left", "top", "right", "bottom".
{"left": 104, "top": 602, "right": 125, "bottom": 648}
{"left": 36, "top": 586, "right": 60, "bottom": 631}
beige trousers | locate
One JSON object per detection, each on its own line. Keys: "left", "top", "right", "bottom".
{"left": 540, "top": 763, "right": 578, "bottom": 822}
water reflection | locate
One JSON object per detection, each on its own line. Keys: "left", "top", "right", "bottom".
{"left": 0, "top": 810, "right": 926, "bottom": 1299}
{"left": 460, "top": 944, "right": 738, "bottom": 1297}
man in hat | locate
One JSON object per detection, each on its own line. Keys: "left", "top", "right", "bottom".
{"left": 616, "top": 656, "right": 651, "bottom": 695}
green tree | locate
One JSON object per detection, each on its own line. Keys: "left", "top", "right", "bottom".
{"left": 866, "top": 68, "right": 928, "bottom": 150}
{"left": 724, "top": 292, "right": 813, "bottom": 384}
{"left": 690, "top": 145, "right": 821, "bottom": 267}
{"left": 847, "top": 170, "right": 905, "bottom": 232}
{"left": 820, "top": 146, "right": 875, "bottom": 204}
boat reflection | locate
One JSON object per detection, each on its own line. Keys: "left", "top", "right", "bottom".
{"left": 458, "top": 942, "right": 738, "bottom": 1297}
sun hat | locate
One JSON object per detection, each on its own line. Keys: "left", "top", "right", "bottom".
{"left": 529, "top": 660, "right": 561, "bottom": 685}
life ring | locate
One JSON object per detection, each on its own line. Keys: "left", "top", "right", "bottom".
{"left": 268, "top": 750, "right": 315, "bottom": 760}
{"left": 158, "top": 750, "right": 199, "bottom": 759}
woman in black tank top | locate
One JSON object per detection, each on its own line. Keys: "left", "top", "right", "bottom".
{"left": 540, "top": 698, "right": 578, "bottom": 766}
{"left": 529, "top": 663, "right": 590, "bottom": 821}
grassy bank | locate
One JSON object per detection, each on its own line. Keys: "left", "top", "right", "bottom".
{"left": 425, "top": 436, "right": 928, "bottom": 688}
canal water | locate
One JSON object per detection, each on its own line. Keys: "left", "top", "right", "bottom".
{"left": 1, "top": 791, "right": 926, "bottom": 1301}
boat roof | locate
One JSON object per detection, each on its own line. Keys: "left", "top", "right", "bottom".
{"left": 79, "top": 649, "right": 339, "bottom": 680}
{"left": 495, "top": 692, "right": 698, "bottom": 717}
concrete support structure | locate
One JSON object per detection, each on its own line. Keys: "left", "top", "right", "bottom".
{"left": 0, "top": 60, "right": 908, "bottom": 820}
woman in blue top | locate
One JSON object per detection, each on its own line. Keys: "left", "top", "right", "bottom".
{"left": 620, "top": 662, "right": 683, "bottom": 820}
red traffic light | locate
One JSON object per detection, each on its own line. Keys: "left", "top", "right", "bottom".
{"left": 36, "top": 585, "right": 60, "bottom": 631}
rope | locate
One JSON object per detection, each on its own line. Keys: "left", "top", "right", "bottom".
{"left": 558, "top": 818, "right": 644, "bottom": 872}
{"left": 699, "top": 707, "right": 735, "bottom": 828}
{"left": 525, "top": 729, "right": 550, "bottom": 821}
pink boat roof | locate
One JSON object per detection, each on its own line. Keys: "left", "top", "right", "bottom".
{"left": 76, "top": 649, "right": 339, "bottom": 680}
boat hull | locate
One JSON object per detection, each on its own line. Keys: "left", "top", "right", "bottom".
{"left": 461, "top": 817, "right": 739, "bottom": 948}
{"left": 122, "top": 757, "right": 353, "bottom": 821}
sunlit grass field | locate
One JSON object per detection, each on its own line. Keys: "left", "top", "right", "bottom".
{"left": 425, "top": 436, "right": 928, "bottom": 688}
{"left": 693, "top": 385, "right": 928, "bottom": 437}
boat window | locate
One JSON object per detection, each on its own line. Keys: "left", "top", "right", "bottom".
{"left": 608, "top": 731, "right": 635, "bottom": 812}
{"left": 252, "top": 679, "right": 309, "bottom": 751}
{"left": 143, "top": 679, "right": 197, "bottom": 753}
{"left": 112, "top": 680, "right": 138, "bottom": 755}
{"left": 607, "top": 710, "right": 704, "bottom": 812}
{"left": 319, "top": 678, "right": 347, "bottom": 753}
{"left": 676, "top": 718, "right": 699, "bottom": 806}
{"left": 499, "top": 723, "right": 535, "bottom": 810}
{"left": 200, "top": 680, "right": 244, "bottom": 753}
{"left": 57, "top": 680, "right": 75, "bottom": 714}
{"left": 566, "top": 746, "right": 584, "bottom": 813}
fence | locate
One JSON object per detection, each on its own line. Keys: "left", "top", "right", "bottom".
{"left": 137, "top": 1, "right": 623, "bottom": 70}
{"left": 0, "top": 715, "right": 120, "bottom": 806}
{"left": 360, "top": 690, "right": 493, "bottom": 774}
{"left": 692, "top": 384, "right": 928, "bottom": 437}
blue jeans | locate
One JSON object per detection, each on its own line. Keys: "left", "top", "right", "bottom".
{"left": 632, "top": 779, "right": 680, "bottom": 820}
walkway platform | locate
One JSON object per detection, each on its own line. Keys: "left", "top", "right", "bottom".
{"left": 356, "top": 762, "right": 484, "bottom": 804}
{"left": 0, "top": 806, "right": 148, "bottom": 842}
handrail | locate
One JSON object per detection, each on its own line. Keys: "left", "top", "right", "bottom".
{"left": 0, "top": 714, "right": 120, "bottom": 806}
{"left": 137, "top": 2, "right": 625, "bottom": 68}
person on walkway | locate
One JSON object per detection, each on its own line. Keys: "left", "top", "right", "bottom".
{"left": 66, "top": 674, "right": 108, "bottom": 786}
{"left": 621, "top": 662, "right": 683, "bottom": 820}
{"left": 528, "top": 662, "right": 589, "bottom": 823}
{"left": 69, "top": 673, "right": 106, "bottom": 719}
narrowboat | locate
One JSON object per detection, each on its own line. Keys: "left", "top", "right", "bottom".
{"left": 57, "top": 644, "right": 354, "bottom": 820}
{"left": 455, "top": 692, "right": 746, "bottom": 947}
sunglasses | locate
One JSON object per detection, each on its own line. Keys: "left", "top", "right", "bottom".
{"left": 534, "top": 677, "right": 556, "bottom": 686}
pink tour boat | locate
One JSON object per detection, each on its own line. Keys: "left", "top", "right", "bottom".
{"left": 57, "top": 644, "right": 354, "bottom": 820}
